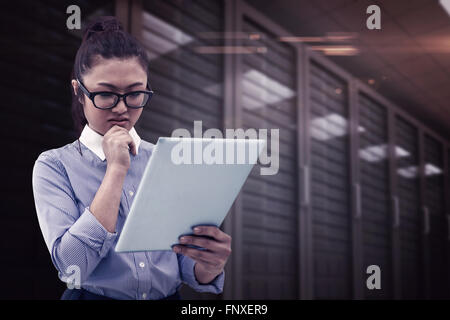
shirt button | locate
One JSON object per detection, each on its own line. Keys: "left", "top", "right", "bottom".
{"left": 139, "top": 262, "right": 145, "bottom": 268}
{"left": 142, "top": 293, "right": 147, "bottom": 299}
{"left": 129, "top": 190, "right": 134, "bottom": 196}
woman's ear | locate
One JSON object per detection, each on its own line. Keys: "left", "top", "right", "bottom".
{"left": 71, "top": 79, "right": 84, "bottom": 104}
{"left": 71, "top": 79, "right": 78, "bottom": 96}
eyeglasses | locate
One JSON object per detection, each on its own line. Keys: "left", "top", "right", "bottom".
{"left": 76, "top": 79, "right": 154, "bottom": 109}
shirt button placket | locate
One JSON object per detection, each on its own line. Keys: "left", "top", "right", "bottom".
{"left": 135, "top": 252, "right": 150, "bottom": 300}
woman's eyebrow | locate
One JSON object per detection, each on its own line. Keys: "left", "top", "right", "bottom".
{"left": 96, "top": 82, "right": 144, "bottom": 90}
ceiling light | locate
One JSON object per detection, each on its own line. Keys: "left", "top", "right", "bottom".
{"left": 310, "top": 46, "right": 360, "bottom": 56}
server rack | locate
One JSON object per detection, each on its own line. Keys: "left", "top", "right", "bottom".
{"left": 423, "top": 135, "right": 447, "bottom": 298}
{"left": 231, "top": 1, "right": 300, "bottom": 299}
{"left": 358, "top": 93, "right": 392, "bottom": 299}
{"left": 395, "top": 117, "right": 422, "bottom": 299}
{"left": 135, "top": 0, "right": 225, "bottom": 299}
{"left": 307, "top": 61, "right": 352, "bottom": 299}
{"left": 138, "top": 0, "right": 225, "bottom": 141}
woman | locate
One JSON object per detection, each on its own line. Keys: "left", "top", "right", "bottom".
{"left": 31, "top": 16, "right": 231, "bottom": 300}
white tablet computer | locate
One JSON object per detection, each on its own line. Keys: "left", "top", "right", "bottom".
{"left": 115, "top": 137, "right": 266, "bottom": 252}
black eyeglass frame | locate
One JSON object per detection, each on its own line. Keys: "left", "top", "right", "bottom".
{"left": 76, "top": 78, "right": 154, "bottom": 109}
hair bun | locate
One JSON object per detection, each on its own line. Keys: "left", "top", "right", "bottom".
{"left": 82, "top": 16, "right": 123, "bottom": 42}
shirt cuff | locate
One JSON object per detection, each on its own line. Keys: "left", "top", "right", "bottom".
{"left": 180, "top": 255, "right": 225, "bottom": 294}
{"left": 68, "top": 207, "right": 117, "bottom": 258}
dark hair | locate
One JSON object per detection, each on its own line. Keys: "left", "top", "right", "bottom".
{"left": 70, "top": 16, "right": 150, "bottom": 140}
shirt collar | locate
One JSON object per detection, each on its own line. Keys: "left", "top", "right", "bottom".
{"left": 79, "top": 124, "right": 141, "bottom": 161}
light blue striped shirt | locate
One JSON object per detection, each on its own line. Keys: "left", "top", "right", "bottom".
{"left": 32, "top": 125, "right": 224, "bottom": 300}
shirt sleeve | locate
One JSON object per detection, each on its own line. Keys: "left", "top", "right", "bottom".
{"left": 32, "top": 153, "right": 117, "bottom": 285}
{"left": 177, "top": 254, "right": 225, "bottom": 294}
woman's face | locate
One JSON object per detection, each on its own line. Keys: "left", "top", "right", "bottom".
{"left": 71, "top": 56, "right": 148, "bottom": 135}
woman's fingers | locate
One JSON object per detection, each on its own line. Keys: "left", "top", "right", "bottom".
{"left": 178, "top": 235, "right": 230, "bottom": 255}
{"left": 106, "top": 126, "right": 136, "bottom": 154}
{"left": 192, "top": 226, "right": 231, "bottom": 244}
{"left": 102, "top": 125, "right": 137, "bottom": 168}
{"left": 173, "top": 245, "right": 223, "bottom": 268}
{"left": 173, "top": 226, "right": 232, "bottom": 263}
{"left": 175, "top": 225, "right": 231, "bottom": 254}
{"left": 128, "top": 139, "right": 137, "bottom": 155}
{"left": 174, "top": 227, "right": 232, "bottom": 280}
{"left": 179, "top": 235, "right": 211, "bottom": 249}
{"left": 174, "top": 245, "right": 213, "bottom": 260}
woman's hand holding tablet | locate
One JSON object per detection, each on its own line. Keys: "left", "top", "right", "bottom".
{"left": 173, "top": 225, "right": 232, "bottom": 284}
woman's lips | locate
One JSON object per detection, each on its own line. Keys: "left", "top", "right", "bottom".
{"left": 109, "top": 119, "right": 129, "bottom": 126}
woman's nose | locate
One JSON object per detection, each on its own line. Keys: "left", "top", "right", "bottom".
{"left": 111, "top": 97, "right": 128, "bottom": 113}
